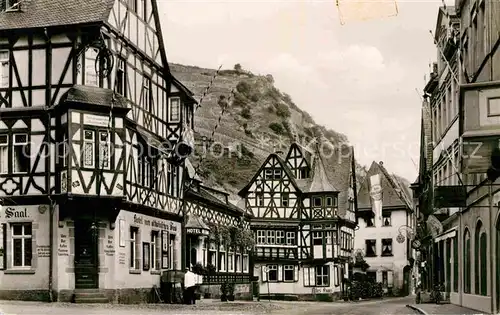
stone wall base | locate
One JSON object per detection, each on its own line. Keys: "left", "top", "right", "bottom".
{"left": 0, "top": 288, "right": 157, "bottom": 304}
{"left": 0, "top": 289, "right": 50, "bottom": 302}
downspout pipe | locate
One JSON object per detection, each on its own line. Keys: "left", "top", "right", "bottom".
{"left": 48, "top": 199, "right": 54, "bottom": 302}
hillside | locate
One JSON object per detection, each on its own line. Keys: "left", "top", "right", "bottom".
{"left": 170, "top": 63, "right": 369, "bottom": 201}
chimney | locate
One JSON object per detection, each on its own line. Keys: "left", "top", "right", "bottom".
{"left": 275, "top": 150, "right": 284, "bottom": 155}
{"left": 379, "top": 161, "right": 384, "bottom": 166}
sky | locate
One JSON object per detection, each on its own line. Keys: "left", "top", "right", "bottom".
{"left": 158, "top": 0, "right": 452, "bottom": 182}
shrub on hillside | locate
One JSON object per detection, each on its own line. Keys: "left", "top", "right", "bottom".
{"left": 266, "top": 87, "right": 281, "bottom": 101}
{"left": 249, "top": 93, "right": 260, "bottom": 102}
{"left": 282, "top": 120, "right": 292, "bottom": 136}
{"left": 269, "top": 122, "right": 285, "bottom": 135}
{"left": 241, "top": 107, "right": 251, "bottom": 119}
{"left": 236, "top": 81, "right": 252, "bottom": 95}
{"left": 274, "top": 102, "right": 291, "bottom": 118}
{"left": 232, "top": 92, "right": 247, "bottom": 107}
{"left": 234, "top": 63, "right": 242, "bottom": 72}
{"left": 267, "top": 106, "right": 274, "bottom": 113}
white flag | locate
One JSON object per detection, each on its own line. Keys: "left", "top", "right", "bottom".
{"left": 336, "top": 0, "right": 398, "bottom": 25}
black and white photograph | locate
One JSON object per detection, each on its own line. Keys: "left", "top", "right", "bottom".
{"left": 0, "top": 0, "right": 498, "bottom": 314}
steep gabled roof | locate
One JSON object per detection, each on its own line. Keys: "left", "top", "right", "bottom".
{"left": 295, "top": 147, "right": 338, "bottom": 193}
{"left": 0, "top": 0, "right": 115, "bottom": 30}
{"left": 357, "top": 161, "right": 413, "bottom": 211}
{"left": 237, "top": 153, "right": 301, "bottom": 197}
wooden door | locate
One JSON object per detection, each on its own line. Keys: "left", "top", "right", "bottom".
{"left": 74, "top": 220, "right": 98, "bottom": 289}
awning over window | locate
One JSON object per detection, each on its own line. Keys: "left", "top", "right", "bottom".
{"left": 434, "top": 227, "right": 457, "bottom": 243}
{"left": 136, "top": 126, "right": 171, "bottom": 155}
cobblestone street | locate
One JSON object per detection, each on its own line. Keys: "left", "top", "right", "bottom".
{"left": 0, "top": 297, "right": 417, "bottom": 315}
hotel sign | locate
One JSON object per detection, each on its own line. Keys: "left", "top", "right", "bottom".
{"left": 186, "top": 227, "right": 209, "bottom": 236}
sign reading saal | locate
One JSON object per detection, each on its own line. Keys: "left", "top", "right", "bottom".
{"left": 2, "top": 207, "right": 29, "bottom": 219}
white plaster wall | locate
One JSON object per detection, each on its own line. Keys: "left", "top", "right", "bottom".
{"left": 354, "top": 209, "right": 410, "bottom": 290}
{"left": 255, "top": 262, "right": 343, "bottom": 295}
{"left": 112, "top": 210, "right": 182, "bottom": 289}
{"left": 0, "top": 205, "right": 51, "bottom": 290}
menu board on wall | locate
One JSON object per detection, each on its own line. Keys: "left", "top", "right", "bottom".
{"left": 119, "top": 219, "right": 126, "bottom": 247}
{"left": 161, "top": 230, "right": 168, "bottom": 269}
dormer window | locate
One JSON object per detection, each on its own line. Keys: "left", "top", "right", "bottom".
{"left": 300, "top": 168, "right": 309, "bottom": 179}
{"left": 313, "top": 197, "right": 322, "bottom": 207}
{"left": 326, "top": 197, "right": 332, "bottom": 206}
{"left": 281, "top": 193, "right": 289, "bottom": 207}
{"left": 5, "top": 0, "right": 21, "bottom": 12}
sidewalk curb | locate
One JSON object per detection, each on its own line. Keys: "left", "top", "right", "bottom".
{"left": 406, "top": 304, "right": 428, "bottom": 315}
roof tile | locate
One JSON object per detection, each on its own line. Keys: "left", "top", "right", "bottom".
{"left": 0, "top": 0, "right": 114, "bottom": 30}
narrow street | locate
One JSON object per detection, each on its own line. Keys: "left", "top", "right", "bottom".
{"left": 0, "top": 297, "right": 417, "bottom": 315}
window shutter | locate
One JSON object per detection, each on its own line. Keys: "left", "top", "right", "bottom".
{"left": 294, "top": 265, "right": 299, "bottom": 282}
{"left": 309, "top": 267, "right": 315, "bottom": 286}
{"left": 262, "top": 266, "right": 268, "bottom": 282}
{"left": 0, "top": 223, "right": 5, "bottom": 270}
{"left": 334, "top": 266, "right": 339, "bottom": 286}
{"left": 388, "top": 270, "right": 394, "bottom": 287}
{"left": 278, "top": 265, "right": 283, "bottom": 281}
{"left": 304, "top": 267, "right": 310, "bottom": 286}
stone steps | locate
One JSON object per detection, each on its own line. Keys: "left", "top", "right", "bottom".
{"left": 73, "top": 289, "right": 109, "bottom": 304}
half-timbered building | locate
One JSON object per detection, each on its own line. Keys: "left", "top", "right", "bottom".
{"left": 0, "top": 0, "right": 196, "bottom": 303}
{"left": 238, "top": 143, "right": 357, "bottom": 300}
{"left": 182, "top": 160, "right": 254, "bottom": 299}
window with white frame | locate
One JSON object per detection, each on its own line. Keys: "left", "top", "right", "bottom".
{"left": 85, "top": 48, "right": 99, "bottom": 87}
{"left": 219, "top": 246, "right": 226, "bottom": 272}
{"left": 235, "top": 254, "right": 241, "bottom": 272}
{"left": 169, "top": 97, "right": 180, "bottom": 122}
{"left": 266, "top": 230, "right": 275, "bottom": 245}
{"left": 0, "top": 134, "right": 8, "bottom": 174}
{"left": 243, "top": 254, "right": 248, "bottom": 272}
{"left": 208, "top": 242, "right": 217, "bottom": 268}
{"left": 83, "top": 130, "right": 95, "bottom": 168}
{"left": 11, "top": 223, "right": 32, "bottom": 268}
{"left": 284, "top": 265, "right": 294, "bottom": 281}
{"left": 312, "top": 231, "right": 323, "bottom": 245}
{"left": 151, "top": 231, "right": 159, "bottom": 271}
{"left": 168, "top": 234, "right": 175, "bottom": 269}
{"left": 228, "top": 252, "right": 234, "bottom": 272}
{"left": 143, "top": 77, "right": 151, "bottom": 112}
{"left": 0, "top": 50, "right": 9, "bottom": 88}
{"left": 256, "top": 192, "right": 264, "bottom": 206}
{"left": 13, "top": 133, "right": 29, "bottom": 173}
{"left": 315, "top": 265, "right": 329, "bottom": 286}
{"left": 264, "top": 169, "right": 273, "bottom": 180}
{"left": 98, "top": 131, "right": 110, "bottom": 169}
{"left": 115, "top": 57, "right": 127, "bottom": 96}
{"left": 267, "top": 264, "right": 278, "bottom": 281}
{"left": 281, "top": 192, "right": 289, "bottom": 207}
{"left": 382, "top": 213, "right": 391, "bottom": 226}
{"left": 59, "top": 134, "right": 68, "bottom": 167}
{"left": 286, "top": 231, "right": 295, "bottom": 245}
{"left": 257, "top": 230, "right": 266, "bottom": 244}
{"left": 130, "top": 227, "right": 139, "bottom": 269}
{"left": 273, "top": 169, "right": 282, "bottom": 179}
{"left": 276, "top": 230, "right": 285, "bottom": 244}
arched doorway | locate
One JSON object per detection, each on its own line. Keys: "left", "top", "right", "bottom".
{"left": 403, "top": 265, "right": 412, "bottom": 296}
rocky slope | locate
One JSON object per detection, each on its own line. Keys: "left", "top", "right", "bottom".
{"left": 170, "top": 63, "right": 373, "bottom": 201}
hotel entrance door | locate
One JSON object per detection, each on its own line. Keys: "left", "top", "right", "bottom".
{"left": 74, "top": 220, "right": 99, "bottom": 289}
